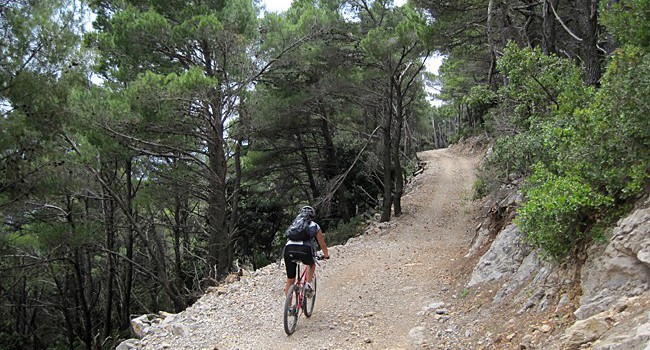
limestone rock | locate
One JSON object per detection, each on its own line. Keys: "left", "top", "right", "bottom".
{"left": 468, "top": 224, "right": 532, "bottom": 286}
{"left": 561, "top": 313, "right": 613, "bottom": 350}
{"left": 131, "top": 314, "right": 158, "bottom": 338}
{"left": 115, "top": 339, "right": 140, "bottom": 350}
{"left": 575, "top": 204, "right": 650, "bottom": 320}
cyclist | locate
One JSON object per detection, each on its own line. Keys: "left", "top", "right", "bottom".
{"left": 283, "top": 205, "right": 329, "bottom": 296}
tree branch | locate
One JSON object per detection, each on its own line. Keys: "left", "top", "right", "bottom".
{"left": 546, "top": 0, "right": 583, "bottom": 41}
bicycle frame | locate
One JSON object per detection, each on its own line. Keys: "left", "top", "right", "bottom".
{"left": 293, "top": 261, "right": 309, "bottom": 314}
{"left": 284, "top": 255, "right": 322, "bottom": 335}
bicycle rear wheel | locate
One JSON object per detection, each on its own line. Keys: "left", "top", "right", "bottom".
{"left": 283, "top": 284, "right": 300, "bottom": 335}
{"left": 303, "top": 276, "right": 317, "bottom": 317}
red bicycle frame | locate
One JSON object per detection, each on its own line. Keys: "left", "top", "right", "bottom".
{"left": 294, "top": 262, "right": 309, "bottom": 311}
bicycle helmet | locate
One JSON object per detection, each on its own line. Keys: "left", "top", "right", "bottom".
{"left": 300, "top": 205, "right": 316, "bottom": 219}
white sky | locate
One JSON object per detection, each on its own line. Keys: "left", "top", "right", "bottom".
{"left": 262, "top": 0, "right": 291, "bottom": 13}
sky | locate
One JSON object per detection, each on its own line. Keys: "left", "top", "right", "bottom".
{"left": 262, "top": 0, "right": 292, "bottom": 13}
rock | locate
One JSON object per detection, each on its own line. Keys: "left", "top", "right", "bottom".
{"left": 115, "top": 339, "right": 140, "bottom": 350}
{"left": 583, "top": 295, "right": 650, "bottom": 350}
{"left": 131, "top": 314, "right": 157, "bottom": 338}
{"left": 172, "top": 324, "right": 189, "bottom": 337}
{"left": 435, "top": 308, "right": 449, "bottom": 315}
{"left": 466, "top": 226, "right": 491, "bottom": 258}
{"left": 420, "top": 301, "right": 445, "bottom": 314}
{"left": 159, "top": 312, "right": 176, "bottom": 325}
{"left": 493, "top": 250, "right": 554, "bottom": 303}
{"left": 467, "top": 224, "right": 532, "bottom": 287}
{"left": 409, "top": 326, "right": 426, "bottom": 345}
{"left": 561, "top": 312, "right": 613, "bottom": 350}
{"left": 519, "top": 334, "right": 533, "bottom": 349}
{"left": 575, "top": 204, "right": 650, "bottom": 320}
{"left": 540, "top": 324, "right": 552, "bottom": 333}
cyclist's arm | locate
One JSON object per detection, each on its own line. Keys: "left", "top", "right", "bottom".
{"left": 315, "top": 229, "right": 329, "bottom": 259}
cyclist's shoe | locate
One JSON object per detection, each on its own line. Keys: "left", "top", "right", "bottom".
{"left": 304, "top": 283, "right": 314, "bottom": 298}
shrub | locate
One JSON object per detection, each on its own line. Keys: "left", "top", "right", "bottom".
{"left": 483, "top": 42, "right": 649, "bottom": 260}
{"left": 325, "top": 217, "right": 365, "bottom": 246}
{"left": 515, "top": 164, "right": 613, "bottom": 260}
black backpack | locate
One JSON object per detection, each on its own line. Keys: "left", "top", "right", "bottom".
{"left": 284, "top": 213, "right": 312, "bottom": 241}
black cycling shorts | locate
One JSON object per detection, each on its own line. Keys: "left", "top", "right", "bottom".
{"left": 284, "top": 244, "right": 314, "bottom": 279}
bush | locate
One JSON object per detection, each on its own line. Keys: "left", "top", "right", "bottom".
{"left": 324, "top": 217, "right": 365, "bottom": 246}
{"left": 483, "top": 43, "right": 649, "bottom": 260}
{"left": 515, "top": 165, "right": 613, "bottom": 260}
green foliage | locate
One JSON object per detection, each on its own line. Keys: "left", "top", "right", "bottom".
{"left": 600, "top": 0, "right": 650, "bottom": 49}
{"left": 583, "top": 46, "right": 650, "bottom": 197}
{"left": 515, "top": 164, "right": 613, "bottom": 259}
{"left": 493, "top": 43, "right": 589, "bottom": 134}
{"left": 472, "top": 178, "right": 488, "bottom": 200}
{"left": 437, "top": 56, "right": 476, "bottom": 102}
{"left": 486, "top": 41, "right": 650, "bottom": 260}
{"left": 323, "top": 216, "right": 365, "bottom": 247}
{"left": 476, "top": 44, "right": 591, "bottom": 194}
{"left": 463, "top": 85, "right": 497, "bottom": 110}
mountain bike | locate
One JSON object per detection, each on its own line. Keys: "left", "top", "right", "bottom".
{"left": 283, "top": 254, "right": 325, "bottom": 335}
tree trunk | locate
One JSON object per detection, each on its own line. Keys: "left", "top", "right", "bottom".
{"left": 486, "top": 0, "right": 499, "bottom": 89}
{"left": 392, "top": 83, "right": 405, "bottom": 217}
{"left": 228, "top": 130, "right": 243, "bottom": 265}
{"left": 576, "top": 0, "right": 601, "bottom": 85}
{"left": 542, "top": 0, "right": 559, "bottom": 54}
{"left": 144, "top": 222, "right": 186, "bottom": 311}
{"left": 319, "top": 105, "right": 351, "bottom": 222}
{"left": 102, "top": 175, "right": 116, "bottom": 342}
{"left": 432, "top": 116, "right": 439, "bottom": 149}
{"left": 207, "top": 103, "right": 229, "bottom": 278}
{"left": 297, "top": 133, "right": 319, "bottom": 201}
{"left": 380, "top": 95, "right": 393, "bottom": 222}
{"left": 51, "top": 270, "right": 77, "bottom": 349}
{"left": 173, "top": 175, "right": 187, "bottom": 295}
{"left": 121, "top": 159, "right": 135, "bottom": 331}
{"left": 72, "top": 249, "right": 92, "bottom": 350}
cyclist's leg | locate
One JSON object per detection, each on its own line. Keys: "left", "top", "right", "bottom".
{"left": 296, "top": 247, "right": 315, "bottom": 284}
{"left": 284, "top": 247, "right": 298, "bottom": 295}
{"left": 287, "top": 244, "right": 314, "bottom": 287}
{"left": 285, "top": 278, "right": 295, "bottom": 296}
{"left": 306, "top": 262, "right": 316, "bottom": 284}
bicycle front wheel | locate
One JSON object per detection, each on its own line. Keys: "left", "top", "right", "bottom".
{"left": 283, "top": 284, "right": 300, "bottom": 335}
{"left": 303, "top": 276, "right": 317, "bottom": 318}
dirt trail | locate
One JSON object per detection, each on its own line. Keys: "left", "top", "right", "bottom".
{"left": 136, "top": 147, "right": 484, "bottom": 350}
{"left": 256, "top": 147, "right": 481, "bottom": 350}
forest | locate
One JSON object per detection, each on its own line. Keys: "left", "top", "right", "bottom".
{"left": 0, "top": 0, "right": 647, "bottom": 349}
